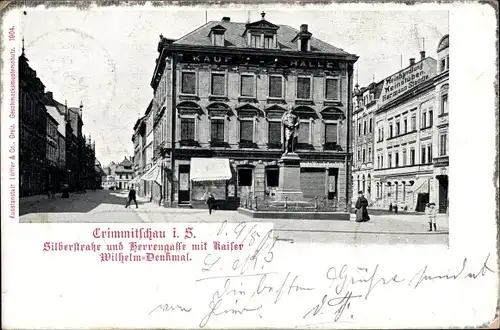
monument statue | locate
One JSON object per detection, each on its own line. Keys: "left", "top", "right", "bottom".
{"left": 281, "top": 109, "right": 299, "bottom": 154}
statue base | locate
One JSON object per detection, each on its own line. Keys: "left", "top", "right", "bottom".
{"left": 274, "top": 152, "right": 304, "bottom": 201}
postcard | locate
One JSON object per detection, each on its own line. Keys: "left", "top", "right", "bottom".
{"left": 1, "top": 1, "right": 498, "bottom": 329}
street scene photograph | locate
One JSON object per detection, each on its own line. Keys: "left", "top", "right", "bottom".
{"left": 18, "top": 7, "right": 449, "bottom": 245}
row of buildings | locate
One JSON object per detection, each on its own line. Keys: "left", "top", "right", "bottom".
{"left": 130, "top": 13, "right": 357, "bottom": 210}
{"left": 352, "top": 35, "right": 449, "bottom": 213}
{"left": 19, "top": 44, "right": 104, "bottom": 196}
{"left": 101, "top": 157, "right": 135, "bottom": 190}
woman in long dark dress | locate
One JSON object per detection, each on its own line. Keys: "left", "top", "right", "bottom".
{"left": 355, "top": 191, "right": 370, "bottom": 222}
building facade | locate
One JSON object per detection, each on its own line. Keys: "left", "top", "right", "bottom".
{"left": 352, "top": 81, "right": 382, "bottom": 204}
{"left": 369, "top": 36, "right": 449, "bottom": 213}
{"left": 19, "top": 49, "right": 48, "bottom": 196}
{"left": 144, "top": 14, "right": 358, "bottom": 209}
{"left": 115, "top": 157, "right": 134, "bottom": 190}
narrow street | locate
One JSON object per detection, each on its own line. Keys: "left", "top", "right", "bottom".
{"left": 19, "top": 190, "right": 449, "bottom": 245}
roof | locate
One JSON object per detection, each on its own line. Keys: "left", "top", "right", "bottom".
{"left": 437, "top": 34, "right": 449, "bottom": 52}
{"left": 118, "top": 157, "right": 133, "bottom": 167}
{"left": 173, "top": 20, "right": 352, "bottom": 56}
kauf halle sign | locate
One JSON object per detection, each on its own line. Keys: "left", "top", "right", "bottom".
{"left": 378, "top": 57, "right": 437, "bottom": 107}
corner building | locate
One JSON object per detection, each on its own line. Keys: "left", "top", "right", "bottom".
{"left": 149, "top": 14, "right": 358, "bottom": 209}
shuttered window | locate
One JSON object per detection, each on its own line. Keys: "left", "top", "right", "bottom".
{"left": 325, "top": 123, "right": 337, "bottom": 143}
{"left": 298, "top": 122, "right": 310, "bottom": 144}
{"left": 180, "top": 118, "right": 195, "bottom": 140}
{"left": 181, "top": 72, "right": 196, "bottom": 94}
{"left": 240, "top": 75, "right": 254, "bottom": 97}
{"left": 268, "top": 121, "right": 281, "bottom": 144}
{"left": 297, "top": 77, "right": 311, "bottom": 99}
{"left": 211, "top": 119, "right": 224, "bottom": 142}
{"left": 240, "top": 120, "right": 253, "bottom": 142}
{"left": 325, "top": 78, "right": 339, "bottom": 100}
{"left": 211, "top": 73, "right": 225, "bottom": 96}
{"left": 269, "top": 76, "right": 283, "bottom": 98}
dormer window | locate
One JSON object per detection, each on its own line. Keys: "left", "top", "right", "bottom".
{"left": 292, "top": 24, "right": 312, "bottom": 52}
{"left": 209, "top": 25, "right": 226, "bottom": 47}
{"left": 243, "top": 11, "right": 279, "bottom": 49}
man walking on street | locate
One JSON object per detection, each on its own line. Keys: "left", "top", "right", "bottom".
{"left": 125, "top": 185, "right": 138, "bottom": 209}
{"left": 206, "top": 192, "right": 215, "bottom": 215}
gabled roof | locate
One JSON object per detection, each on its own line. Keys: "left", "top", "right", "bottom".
{"left": 173, "top": 20, "right": 352, "bottom": 55}
{"left": 118, "top": 157, "right": 133, "bottom": 167}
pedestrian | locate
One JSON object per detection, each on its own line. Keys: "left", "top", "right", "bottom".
{"left": 61, "top": 184, "right": 69, "bottom": 198}
{"left": 125, "top": 185, "right": 138, "bottom": 209}
{"left": 206, "top": 192, "right": 215, "bottom": 215}
{"left": 426, "top": 202, "right": 437, "bottom": 231}
{"left": 389, "top": 202, "right": 392, "bottom": 212}
{"left": 355, "top": 190, "right": 370, "bottom": 222}
{"left": 394, "top": 203, "right": 398, "bottom": 213}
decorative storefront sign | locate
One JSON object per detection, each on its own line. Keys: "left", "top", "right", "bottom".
{"left": 300, "top": 162, "right": 344, "bottom": 168}
{"left": 378, "top": 57, "right": 437, "bottom": 107}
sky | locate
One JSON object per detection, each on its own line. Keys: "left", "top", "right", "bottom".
{"left": 20, "top": 6, "right": 448, "bottom": 166}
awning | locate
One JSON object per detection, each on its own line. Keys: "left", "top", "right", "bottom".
{"left": 141, "top": 163, "right": 161, "bottom": 184}
{"left": 128, "top": 175, "right": 142, "bottom": 185}
{"left": 190, "top": 158, "right": 232, "bottom": 182}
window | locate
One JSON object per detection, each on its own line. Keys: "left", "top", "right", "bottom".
{"left": 240, "top": 75, "right": 254, "bottom": 97}
{"left": 440, "top": 58, "right": 446, "bottom": 72}
{"left": 240, "top": 120, "right": 253, "bottom": 142}
{"left": 421, "top": 147, "right": 426, "bottom": 164}
{"left": 441, "top": 94, "right": 448, "bottom": 114}
{"left": 298, "top": 122, "right": 310, "bottom": 144}
{"left": 395, "top": 152, "right": 399, "bottom": 167}
{"left": 403, "top": 118, "right": 408, "bottom": 133}
{"left": 402, "top": 149, "right": 407, "bottom": 166}
{"left": 363, "top": 120, "right": 367, "bottom": 135}
{"left": 410, "top": 148, "right": 416, "bottom": 165}
{"left": 362, "top": 149, "right": 366, "bottom": 163}
{"left": 411, "top": 115, "right": 416, "bottom": 131}
{"left": 388, "top": 153, "right": 392, "bottom": 168}
{"left": 439, "top": 133, "right": 447, "bottom": 156}
{"left": 396, "top": 121, "right": 400, "bottom": 135}
{"left": 180, "top": 118, "right": 195, "bottom": 141}
{"left": 421, "top": 110, "right": 427, "bottom": 128}
{"left": 300, "top": 39, "right": 309, "bottom": 51}
{"left": 266, "top": 168, "right": 279, "bottom": 187}
{"left": 214, "top": 33, "right": 224, "bottom": 46}
{"left": 297, "top": 77, "right": 311, "bottom": 99}
{"left": 268, "top": 121, "right": 281, "bottom": 144}
{"left": 269, "top": 76, "right": 283, "bottom": 98}
{"left": 211, "top": 73, "right": 225, "bottom": 96}
{"left": 211, "top": 119, "right": 224, "bottom": 142}
{"left": 429, "top": 109, "right": 433, "bottom": 126}
{"left": 264, "top": 36, "right": 273, "bottom": 49}
{"left": 358, "top": 122, "right": 362, "bottom": 136}
{"left": 368, "top": 147, "right": 372, "bottom": 161}
{"left": 369, "top": 118, "right": 372, "bottom": 133}
{"left": 381, "top": 155, "right": 384, "bottom": 168}
{"left": 251, "top": 34, "right": 261, "bottom": 48}
{"left": 238, "top": 168, "right": 253, "bottom": 186}
{"left": 181, "top": 72, "right": 196, "bottom": 95}
{"left": 427, "top": 145, "right": 432, "bottom": 163}
{"left": 389, "top": 124, "right": 393, "bottom": 138}
{"left": 357, "top": 149, "right": 361, "bottom": 163}
{"left": 325, "top": 78, "right": 340, "bottom": 100}
{"left": 325, "top": 123, "right": 338, "bottom": 143}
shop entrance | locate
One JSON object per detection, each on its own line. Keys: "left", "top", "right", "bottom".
{"left": 416, "top": 192, "right": 429, "bottom": 212}
{"left": 178, "top": 165, "right": 190, "bottom": 204}
{"left": 437, "top": 175, "right": 448, "bottom": 213}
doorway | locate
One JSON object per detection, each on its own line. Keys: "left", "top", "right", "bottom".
{"left": 416, "top": 192, "right": 429, "bottom": 212}
{"left": 437, "top": 175, "right": 448, "bottom": 213}
{"left": 178, "top": 165, "right": 190, "bottom": 204}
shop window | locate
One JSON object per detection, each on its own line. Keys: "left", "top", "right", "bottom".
{"left": 181, "top": 118, "right": 195, "bottom": 141}
{"left": 268, "top": 121, "right": 281, "bottom": 144}
{"left": 297, "top": 77, "right": 311, "bottom": 99}
{"left": 325, "top": 123, "right": 337, "bottom": 144}
{"left": 238, "top": 168, "right": 253, "bottom": 186}
{"left": 181, "top": 72, "right": 196, "bottom": 95}
{"left": 240, "top": 75, "right": 254, "bottom": 97}
{"left": 266, "top": 168, "right": 279, "bottom": 187}
{"left": 211, "top": 119, "right": 224, "bottom": 142}
{"left": 269, "top": 76, "right": 283, "bottom": 98}
{"left": 240, "top": 120, "right": 253, "bottom": 142}
{"left": 211, "top": 73, "right": 225, "bottom": 96}
{"left": 325, "top": 77, "right": 339, "bottom": 100}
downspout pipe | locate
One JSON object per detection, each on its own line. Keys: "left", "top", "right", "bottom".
{"left": 346, "top": 64, "right": 354, "bottom": 213}
{"left": 170, "top": 53, "right": 177, "bottom": 207}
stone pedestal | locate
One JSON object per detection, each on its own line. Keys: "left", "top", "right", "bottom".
{"left": 274, "top": 153, "right": 304, "bottom": 201}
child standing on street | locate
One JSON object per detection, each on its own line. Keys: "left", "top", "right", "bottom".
{"left": 426, "top": 202, "right": 437, "bottom": 231}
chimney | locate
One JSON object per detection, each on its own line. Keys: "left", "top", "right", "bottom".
{"left": 420, "top": 50, "right": 426, "bottom": 60}
{"left": 409, "top": 58, "right": 416, "bottom": 66}
{"left": 222, "top": 17, "right": 230, "bottom": 22}
{"left": 300, "top": 24, "right": 308, "bottom": 33}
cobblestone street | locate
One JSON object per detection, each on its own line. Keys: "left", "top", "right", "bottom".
{"left": 19, "top": 190, "right": 449, "bottom": 245}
